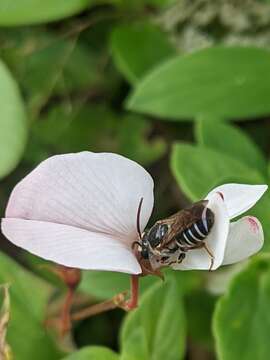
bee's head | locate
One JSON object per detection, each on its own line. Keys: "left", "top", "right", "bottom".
{"left": 140, "top": 223, "right": 169, "bottom": 259}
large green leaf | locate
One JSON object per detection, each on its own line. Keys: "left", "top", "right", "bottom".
{"left": 79, "top": 268, "right": 200, "bottom": 301}
{"left": 213, "top": 257, "right": 270, "bottom": 360}
{"left": 171, "top": 143, "right": 264, "bottom": 201}
{"left": 111, "top": 23, "right": 175, "bottom": 84}
{"left": 63, "top": 346, "right": 119, "bottom": 360}
{"left": 79, "top": 270, "right": 159, "bottom": 300}
{"left": 195, "top": 120, "right": 267, "bottom": 176}
{"left": 0, "top": 252, "right": 62, "bottom": 359}
{"left": 0, "top": 0, "right": 93, "bottom": 26}
{"left": 120, "top": 278, "right": 186, "bottom": 360}
{"left": 0, "top": 60, "right": 27, "bottom": 178}
{"left": 120, "top": 328, "right": 148, "bottom": 360}
{"left": 127, "top": 47, "right": 270, "bottom": 121}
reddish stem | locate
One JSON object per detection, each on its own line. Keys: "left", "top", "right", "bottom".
{"left": 71, "top": 294, "right": 125, "bottom": 321}
{"left": 60, "top": 287, "right": 75, "bottom": 335}
{"left": 124, "top": 275, "right": 139, "bottom": 310}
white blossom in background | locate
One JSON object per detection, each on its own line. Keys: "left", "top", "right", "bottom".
{"left": 0, "top": 152, "right": 267, "bottom": 274}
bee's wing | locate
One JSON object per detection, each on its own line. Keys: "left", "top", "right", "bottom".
{"left": 161, "top": 200, "right": 209, "bottom": 244}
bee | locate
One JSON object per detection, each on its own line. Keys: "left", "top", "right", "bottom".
{"left": 134, "top": 199, "right": 215, "bottom": 271}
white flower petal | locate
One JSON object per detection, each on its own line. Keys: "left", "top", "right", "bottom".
{"left": 5, "top": 152, "right": 154, "bottom": 243}
{"left": 206, "top": 183, "right": 268, "bottom": 219}
{"left": 222, "top": 216, "right": 264, "bottom": 265}
{"left": 1, "top": 218, "right": 141, "bottom": 274}
{"left": 172, "top": 193, "right": 229, "bottom": 271}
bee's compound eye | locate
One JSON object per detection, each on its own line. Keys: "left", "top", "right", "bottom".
{"left": 159, "top": 224, "right": 169, "bottom": 238}
{"left": 148, "top": 223, "right": 169, "bottom": 247}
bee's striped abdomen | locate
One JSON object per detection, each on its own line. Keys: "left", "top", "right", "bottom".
{"left": 175, "top": 208, "right": 214, "bottom": 249}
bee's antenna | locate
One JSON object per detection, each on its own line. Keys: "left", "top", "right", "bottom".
{"left": 136, "top": 197, "right": 144, "bottom": 239}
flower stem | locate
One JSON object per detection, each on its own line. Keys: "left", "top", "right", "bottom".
{"left": 60, "top": 287, "right": 75, "bottom": 335}
{"left": 60, "top": 275, "right": 139, "bottom": 327}
{"left": 123, "top": 275, "right": 139, "bottom": 310}
{"left": 71, "top": 292, "right": 126, "bottom": 321}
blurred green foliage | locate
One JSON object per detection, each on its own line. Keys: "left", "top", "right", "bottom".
{"left": 213, "top": 256, "right": 270, "bottom": 360}
{"left": 120, "top": 277, "right": 186, "bottom": 360}
{"left": 0, "top": 60, "right": 27, "bottom": 179}
{"left": 63, "top": 346, "right": 119, "bottom": 360}
{"left": 0, "top": 1, "right": 270, "bottom": 359}
{"left": 0, "top": 252, "right": 63, "bottom": 359}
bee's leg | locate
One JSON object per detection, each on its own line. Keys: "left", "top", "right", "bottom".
{"left": 183, "top": 242, "right": 215, "bottom": 270}
{"left": 177, "top": 252, "right": 186, "bottom": 264}
{"left": 161, "top": 246, "right": 179, "bottom": 255}
{"left": 148, "top": 244, "right": 162, "bottom": 257}
{"left": 165, "top": 252, "right": 186, "bottom": 266}
{"left": 203, "top": 243, "right": 215, "bottom": 271}
{"left": 198, "top": 242, "right": 215, "bottom": 271}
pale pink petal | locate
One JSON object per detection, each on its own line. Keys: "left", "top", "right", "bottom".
{"left": 222, "top": 216, "right": 264, "bottom": 265}
{"left": 1, "top": 218, "right": 141, "bottom": 274}
{"left": 206, "top": 183, "right": 267, "bottom": 219}
{"left": 172, "top": 193, "right": 229, "bottom": 271}
{"left": 5, "top": 152, "right": 154, "bottom": 243}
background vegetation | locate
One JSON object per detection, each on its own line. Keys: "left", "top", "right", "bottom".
{"left": 1, "top": 0, "right": 270, "bottom": 359}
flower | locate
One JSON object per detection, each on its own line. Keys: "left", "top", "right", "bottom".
{"left": 1, "top": 152, "right": 267, "bottom": 274}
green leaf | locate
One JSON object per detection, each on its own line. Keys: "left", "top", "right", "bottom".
{"left": 0, "top": 252, "right": 62, "bottom": 360}
{"left": 195, "top": 120, "right": 267, "bottom": 176}
{"left": 120, "top": 278, "right": 186, "bottom": 360}
{"left": 171, "top": 143, "right": 264, "bottom": 201}
{"left": 111, "top": 22, "right": 175, "bottom": 84}
{"left": 0, "top": 0, "right": 94, "bottom": 26}
{"left": 63, "top": 346, "right": 119, "bottom": 360}
{"left": 120, "top": 328, "right": 148, "bottom": 360}
{"left": 213, "top": 257, "right": 270, "bottom": 360}
{"left": 79, "top": 270, "right": 159, "bottom": 300}
{"left": 127, "top": 47, "right": 270, "bottom": 121}
{"left": 79, "top": 267, "right": 200, "bottom": 301}
{"left": 0, "top": 59, "right": 27, "bottom": 179}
